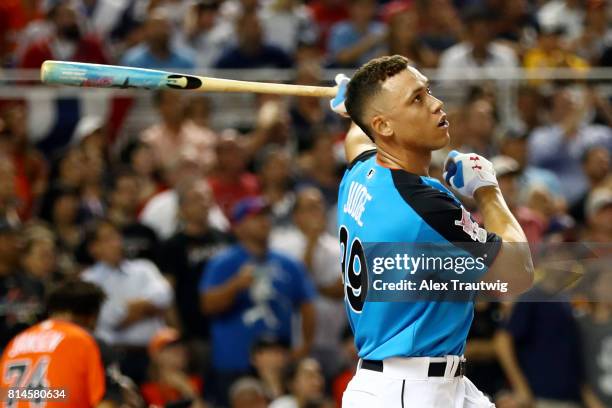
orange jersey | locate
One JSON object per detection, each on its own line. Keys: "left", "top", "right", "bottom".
{"left": 0, "top": 319, "right": 105, "bottom": 408}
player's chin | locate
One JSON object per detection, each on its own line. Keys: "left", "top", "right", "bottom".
{"left": 430, "top": 128, "right": 450, "bottom": 149}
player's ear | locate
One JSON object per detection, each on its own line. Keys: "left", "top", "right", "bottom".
{"left": 371, "top": 115, "right": 392, "bottom": 138}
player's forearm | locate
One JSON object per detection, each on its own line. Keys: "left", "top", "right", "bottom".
{"left": 475, "top": 187, "right": 533, "bottom": 294}
{"left": 474, "top": 187, "right": 526, "bottom": 243}
{"left": 582, "top": 385, "right": 607, "bottom": 408}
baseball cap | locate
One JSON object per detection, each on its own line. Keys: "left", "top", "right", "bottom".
{"left": 491, "top": 155, "right": 520, "bottom": 178}
{"left": 148, "top": 327, "right": 181, "bottom": 356}
{"left": 72, "top": 116, "right": 103, "bottom": 146}
{"left": 231, "top": 197, "right": 270, "bottom": 225}
{"left": 586, "top": 188, "right": 612, "bottom": 219}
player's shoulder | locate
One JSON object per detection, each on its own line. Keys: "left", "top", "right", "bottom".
{"left": 389, "top": 170, "right": 460, "bottom": 212}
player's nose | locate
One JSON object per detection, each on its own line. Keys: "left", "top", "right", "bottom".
{"left": 431, "top": 96, "right": 443, "bottom": 114}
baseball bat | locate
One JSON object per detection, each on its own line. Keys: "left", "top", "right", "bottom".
{"left": 40, "top": 60, "right": 338, "bottom": 98}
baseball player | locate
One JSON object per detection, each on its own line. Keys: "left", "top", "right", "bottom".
{"left": 331, "top": 55, "right": 534, "bottom": 407}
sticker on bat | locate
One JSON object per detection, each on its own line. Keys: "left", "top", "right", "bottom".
{"left": 166, "top": 74, "right": 203, "bottom": 90}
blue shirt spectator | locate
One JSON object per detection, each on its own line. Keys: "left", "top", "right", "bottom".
{"left": 121, "top": 44, "right": 195, "bottom": 70}
{"left": 120, "top": 8, "right": 196, "bottom": 70}
{"left": 327, "top": 0, "right": 386, "bottom": 67}
{"left": 200, "top": 244, "right": 315, "bottom": 371}
{"left": 214, "top": 11, "right": 293, "bottom": 69}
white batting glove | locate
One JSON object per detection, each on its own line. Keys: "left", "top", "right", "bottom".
{"left": 330, "top": 73, "right": 350, "bottom": 117}
{"left": 443, "top": 151, "right": 498, "bottom": 198}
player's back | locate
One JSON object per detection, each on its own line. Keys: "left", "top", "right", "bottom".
{"left": 337, "top": 150, "right": 500, "bottom": 360}
{"left": 0, "top": 319, "right": 105, "bottom": 408}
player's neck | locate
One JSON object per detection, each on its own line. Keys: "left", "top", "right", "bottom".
{"left": 376, "top": 146, "right": 431, "bottom": 176}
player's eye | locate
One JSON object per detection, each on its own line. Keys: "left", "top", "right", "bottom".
{"left": 414, "top": 94, "right": 422, "bottom": 103}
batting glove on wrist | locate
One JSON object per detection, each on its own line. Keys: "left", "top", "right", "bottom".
{"left": 443, "top": 150, "right": 498, "bottom": 198}
{"left": 330, "top": 73, "right": 350, "bottom": 117}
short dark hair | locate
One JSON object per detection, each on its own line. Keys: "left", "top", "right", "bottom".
{"left": 46, "top": 279, "right": 105, "bottom": 317}
{"left": 345, "top": 55, "right": 409, "bottom": 141}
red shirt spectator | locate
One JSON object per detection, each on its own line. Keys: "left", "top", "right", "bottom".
{"left": 19, "top": 2, "right": 108, "bottom": 68}
{"left": 308, "top": 0, "right": 349, "bottom": 51}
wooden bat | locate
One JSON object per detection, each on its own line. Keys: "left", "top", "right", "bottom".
{"left": 40, "top": 60, "right": 338, "bottom": 98}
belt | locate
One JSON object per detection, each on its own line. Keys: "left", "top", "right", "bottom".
{"left": 361, "top": 358, "right": 465, "bottom": 378}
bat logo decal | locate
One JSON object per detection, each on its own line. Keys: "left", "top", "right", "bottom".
{"left": 166, "top": 74, "right": 203, "bottom": 90}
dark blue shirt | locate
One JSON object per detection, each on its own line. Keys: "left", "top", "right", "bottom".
{"left": 199, "top": 244, "right": 315, "bottom": 371}
{"left": 505, "top": 287, "right": 582, "bottom": 401}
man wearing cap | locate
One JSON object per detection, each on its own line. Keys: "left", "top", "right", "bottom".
{"left": 199, "top": 197, "right": 316, "bottom": 406}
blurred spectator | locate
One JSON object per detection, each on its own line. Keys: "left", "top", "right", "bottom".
{"left": 229, "top": 377, "right": 268, "bottom": 408}
{"left": 79, "top": 142, "right": 107, "bottom": 221}
{"left": 19, "top": 1, "right": 108, "bottom": 68}
{"left": 256, "top": 147, "right": 295, "bottom": 227}
{"left": 298, "top": 129, "right": 342, "bottom": 208}
{"left": 570, "top": 3, "right": 611, "bottom": 65}
{"left": 125, "top": 141, "right": 165, "bottom": 212}
{"left": 326, "top": 0, "right": 386, "bottom": 67}
{"left": 496, "top": 275, "right": 583, "bottom": 408}
{"left": 199, "top": 197, "right": 316, "bottom": 406}
{"left": 494, "top": 0, "right": 539, "bottom": 55}
{"left": 107, "top": 169, "right": 159, "bottom": 263}
{"left": 491, "top": 155, "right": 547, "bottom": 244}
{"left": 215, "top": 11, "right": 293, "bottom": 69}
{"left": 499, "top": 129, "right": 564, "bottom": 202}
{"left": 0, "top": 155, "right": 23, "bottom": 226}
{"left": 181, "top": 0, "right": 233, "bottom": 68}
{"left": 141, "top": 90, "right": 217, "bottom": 174}
{"left": 528, "top": 85, "right": 612, "bottom": 203}
{"left": 260, "top": 0, "right": 318, "bottom": 55}
{"left": 537, "top": 0, "right": 585, "bottom": 42}
{"left": 160, "top": 177, "right": 230, "bottom": 339}
{"left": 82, "top": 219, "right": 173, "bottom": 384}
{"left": 121, "top": 7, "right": 195, "bottom": 70}
{"left": 515, "top": 86, "right": 546, "bottom": 134}
{"left": 416, "top": 0, "right": 462, "bottom": 53}
{"left": 250, "top": 336, "right": 290, "bottom": 400}
{"left": 22, "top": 222, "right": 62, "bottom": 283}
{"left": 524, "top": 25, "right": 589, "bottom": 74}
{"left": 384, "top": 1, "right": 437, "bottom": 68}
{"left": 71, "top": 116, "right": 109, "bottom": 163}
{"left": 308, "top": 0, "right": 348, "bottom": 51}
{"left": 0, "top": 104, "right": 48, "bottom": 220}
{"left": 289, "top": 63, "right": 340, "bottom": 152}
{"left": 332, "top": 327, "right": 359, "bottom": 408}
{"left": 44, "top": 186, "right": 83, "bottom": 261}
{"left": 140, "top": 327, "right": 206, "bottom": 408}
{"left": 438, "top": 7, "right": 518, "bottom": 81}
{"left": 464, "top": 302, "right": 506, "bottom": 398}
{"left": 578, "top": 270, "right": 612, "bottom": 408}
{"left": 570, "top": 147, "right": 610, "bottom": 224}
{"left": 269, "top": 357, "right": 328, "bottom": 408}
{"left": 0, "top": 219, "right": 44, "bottom": 350}
{"left": 270, "top": 188, "right": 345, "bottom": 377}
{"left": 0, "top": 0, "right": 44, "bottom": 66}
{"left": 139, "top": 155, "right": 228, "bottom": 240}
{"left": 463, "top": 96, "right": 498, "bottom": 157}
{"left": 0, "top": 279, "right": 115, "bottom": 407}
{"left": 583, "top": 187, "right": 612, "bottom": 242}
{"left": 208, "top": 131, "right": 260, "bottom": 218}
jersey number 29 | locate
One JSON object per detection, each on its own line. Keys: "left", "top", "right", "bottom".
{"left": 339, "top": 225, "right": 368, "bottom": 313}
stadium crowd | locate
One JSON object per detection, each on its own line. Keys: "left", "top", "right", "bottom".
{"left": 0, "top": 0, "right": 612, "bottom": 407}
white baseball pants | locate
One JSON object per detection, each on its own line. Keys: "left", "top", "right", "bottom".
{"left": 342, "top": 356, "right": 495, "bottom": 408}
